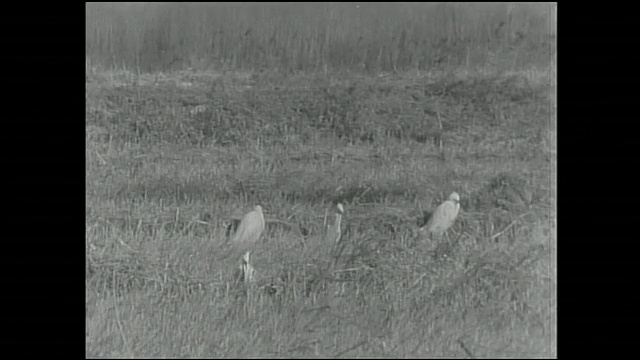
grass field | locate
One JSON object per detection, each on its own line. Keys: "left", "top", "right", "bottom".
{"left": 86, "top": 63, "right": 556, "bottom": 357}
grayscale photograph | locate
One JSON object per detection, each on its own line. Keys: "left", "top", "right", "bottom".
{"left": 86, "top": 2, "right": 557, "bottom": 358}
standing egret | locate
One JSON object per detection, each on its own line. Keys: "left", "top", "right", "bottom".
{"left": 324, "top": 203, "right": 345, "bottom": 244}
{"left": 229, "top": 205, "right": 265, "bottom": 246}
{"left": 420, "top": 192, "right": 460, "bottom": 239}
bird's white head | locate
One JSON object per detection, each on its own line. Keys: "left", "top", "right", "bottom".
{"left": 254, "top": 205, "right": 263, "bottom": 213}
{"left": 448, "top": 192, "right": 460, "bottom": 203}
{"left": 336, "top": 203, "right": 345, "bottom": 215}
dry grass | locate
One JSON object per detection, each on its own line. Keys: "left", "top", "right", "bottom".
{"left": 86, "top": 3, "right": 555, "bottom": 73}
{"left": 86, "top": 65, "right": 556, "bottom": 357}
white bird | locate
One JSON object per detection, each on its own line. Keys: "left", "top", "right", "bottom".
{"left": 229, "top": 205, "right": 265, "bottom": 246}
{"left": 420, "top": 192, "right": 460, "bottom": 238}
{"left": 324, "top": 203, "right": 345, "bottom": 244}
{"left": 235, "top": 251, "right": 256, "bottom": 283}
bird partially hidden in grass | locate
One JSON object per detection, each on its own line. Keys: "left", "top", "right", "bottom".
{"left": 323, "top": 202, "right": 345, "bottom": 244}
{"left": 419, "top": 192, "right": 460, "bottom": 241}
{"left": 229, "top": 205, "right": 265, "bottom": 246}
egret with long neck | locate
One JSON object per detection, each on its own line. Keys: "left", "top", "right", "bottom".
{"left": 324, "top": 203, "right": 345, "bottom": 244}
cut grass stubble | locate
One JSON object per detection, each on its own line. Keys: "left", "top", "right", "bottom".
{"left": 86, "top": 69, "right": 556, "bottom": 358}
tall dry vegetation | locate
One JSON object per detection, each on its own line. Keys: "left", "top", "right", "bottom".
{"left": 86, "top": 2, "right": 556, "bottom": 73}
